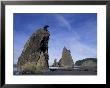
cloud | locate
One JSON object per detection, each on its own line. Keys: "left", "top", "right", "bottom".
{"left": 55, "top": 14, "right": 72, "bottom": 31}
{"left": 55, "top": 14, "right": 80, "bottom": 40}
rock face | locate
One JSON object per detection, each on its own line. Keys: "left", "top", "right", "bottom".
{"left": 75, "top": 58, "right": 97, "bottom": 67}
{"left": 17, "top": 26, "right": 50, "bottom": 73}
{"left": 51, "top": 59, "right": 59, "bottom": 67}
{"left": 58, "top": 47, "right": 74, "bottom": 68}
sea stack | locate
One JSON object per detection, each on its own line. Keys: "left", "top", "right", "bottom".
{"left": 17, "top": 25, "right": 50, "bottom": 73}
{"left": 51, "top": 59, "right": 59, "bottom": 67}
{"left": 58, "top": 47, "right": 74, "bottom": 68}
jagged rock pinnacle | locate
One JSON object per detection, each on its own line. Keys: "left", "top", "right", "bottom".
{"left": 58, "top": 47, "right": 74, "bottom": 68}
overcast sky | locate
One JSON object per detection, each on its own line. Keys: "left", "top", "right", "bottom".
{"left": 14, "top": 13, "right": 97, "bottom": 66}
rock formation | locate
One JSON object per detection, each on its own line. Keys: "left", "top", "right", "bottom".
{"left": 58, "top": 47, "right": 74, "bottom": 68}
{"left": 17, "top": 25, "right": 50, "bottom": 73}
{"left": 51, "top": 59, "right": 59, "bottom": 67}
{"left": 75, "top": 58, "right": 97, "bottom": 67}
{"left": 81, "top": 58, "right": 97, "bottom": 67}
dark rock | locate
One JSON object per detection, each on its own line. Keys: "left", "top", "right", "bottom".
{"left": 58, "top": 47, "right": 74, "bottom": 68}
{"left": 17, "top": 26, "right": 50, "bottom": 73}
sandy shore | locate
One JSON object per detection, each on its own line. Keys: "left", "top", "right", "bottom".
{"left": 14, "top": 66, "right": 97, "bottom": 75}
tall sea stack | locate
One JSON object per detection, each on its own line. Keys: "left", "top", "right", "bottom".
{"left": 17, "top": 25, "right": 50, "bottom": 73}
{"left": 58, "top": 47, "right": 74, "bottom": 68}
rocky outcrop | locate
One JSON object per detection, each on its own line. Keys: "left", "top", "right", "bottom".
{"left": 75, "top": 58, "right": 97, "bottom": 67}
{"left": 17, "top": 25, "right": 50, "bottom": 73}
{"left": 51, "top": 59, "right": 59, "bottom": 67}
{"left": 58, "top": 47, "right": 74, "bottom": 68}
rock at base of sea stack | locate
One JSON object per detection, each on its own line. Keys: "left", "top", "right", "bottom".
{"left": 58, "top": 47, "right": 74, "bottom": 68}
{"left": 17, "top": 26, "right": 50, "bottom": 73}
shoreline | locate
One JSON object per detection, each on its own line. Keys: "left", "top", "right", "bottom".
{"left": 13, "top": 66, "right": 97, "bottom": 75}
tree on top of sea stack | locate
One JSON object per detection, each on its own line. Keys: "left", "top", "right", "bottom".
{"left": 51, "top": 59, "right": 59, "bottom": 67}
{"left": 58, "top": 47, "right": 74, "bottom": 68}
{"left": 17, "top": 25, "right": 50, "bottom": 73}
